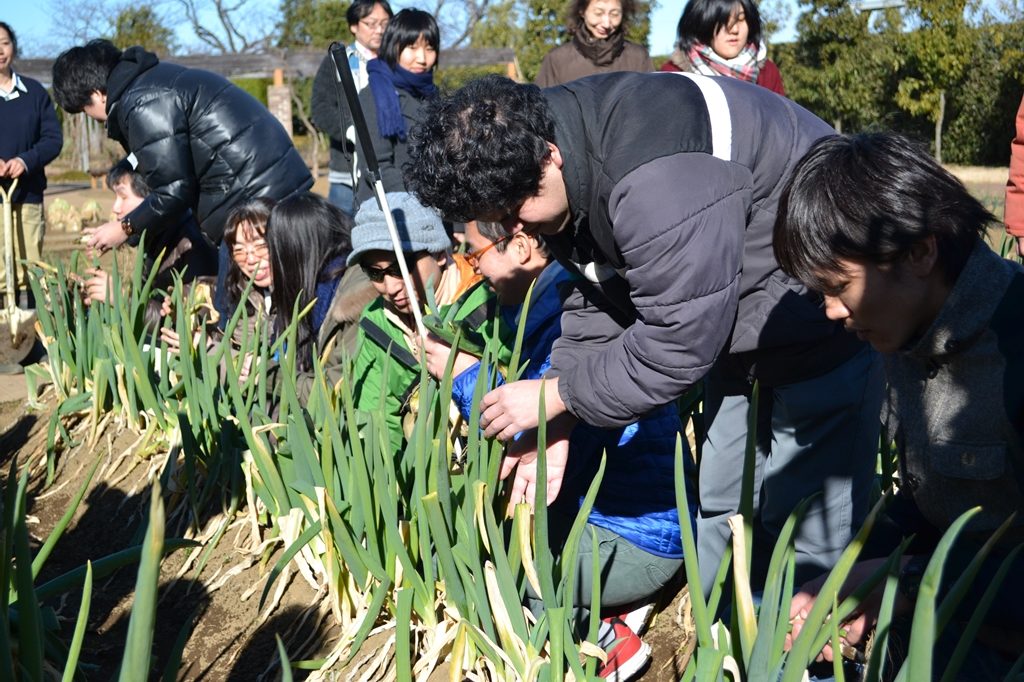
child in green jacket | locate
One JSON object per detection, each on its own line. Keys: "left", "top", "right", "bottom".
{"left": 349, "top": 192, "right": 500, "bottom": 456}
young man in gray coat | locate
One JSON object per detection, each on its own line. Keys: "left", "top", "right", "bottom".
{"left": 405, "top": 73, "right": 884, "bottom": 598}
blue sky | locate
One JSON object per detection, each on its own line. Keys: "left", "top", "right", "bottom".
{"left": 4, "top": 0, "right": 798, "bottom": 58}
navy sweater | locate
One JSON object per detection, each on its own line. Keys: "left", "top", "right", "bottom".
{"left": 0, "top": 74, "right": 63, "bottom": 205}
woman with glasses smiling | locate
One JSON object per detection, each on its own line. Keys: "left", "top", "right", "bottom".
{"left": 161, "top": 194, "right": 353, "bottom": 383}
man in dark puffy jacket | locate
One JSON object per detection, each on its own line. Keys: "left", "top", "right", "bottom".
{"left": 406, "top": 74, "right": 884, "bottom": 602}
{"left": 51, "top": 40, "right": 313, "bottom": 258}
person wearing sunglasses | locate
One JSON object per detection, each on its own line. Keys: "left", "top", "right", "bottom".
{"left": 347, "top": 193, "right": 506, "bottom": 455}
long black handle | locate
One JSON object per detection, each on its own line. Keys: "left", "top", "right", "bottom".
{"left": 328, "top": 42, "right": 381, "bottom": 185}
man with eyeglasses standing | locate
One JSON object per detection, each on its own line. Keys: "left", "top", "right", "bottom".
{"left": 311, "top": 0, "right": 394, "bottom": 217}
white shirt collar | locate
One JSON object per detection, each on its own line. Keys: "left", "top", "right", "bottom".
{"left": 352, "top": 41, "right": 375, "bottom": 62}
{"left": 0, "top": 71, "right": 28, "bottom": 101}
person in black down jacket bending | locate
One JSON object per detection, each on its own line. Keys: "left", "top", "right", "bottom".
{"left": 50, "top": 40, "right": 314, "bottom": 314}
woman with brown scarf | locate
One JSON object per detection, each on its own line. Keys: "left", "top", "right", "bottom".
{"left": 534, "top": 0, "right": 654, "bottom": 87}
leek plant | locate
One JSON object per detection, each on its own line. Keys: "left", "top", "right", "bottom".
{"left": 27, "top": 247, "right": 169, "bottom": 487}
{"left": 672, "top": 384, "right": 1023, "bottom": 682}
{"left": 0, "top": 454, "right": 196, "bottom": 680}
{"left": 26, "top": 244, "right": 1024, "bottom": 681}
{"left": 251, "top": 294, "right": 613, "bottom": 680}
{"left": 28, "top": 245, "right": 617, "bottom": 678}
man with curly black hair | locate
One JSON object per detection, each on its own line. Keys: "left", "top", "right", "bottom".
{"left": 406, "top": 73, "right": 885, "bottom": 603}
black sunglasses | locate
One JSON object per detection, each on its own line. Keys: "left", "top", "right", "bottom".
{"left": 361, "top": 261, "right": 404, "bottom": 283}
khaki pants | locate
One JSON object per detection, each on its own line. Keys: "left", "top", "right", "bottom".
{"left": 0, "top": 202, "right": 44, "bottom": 297}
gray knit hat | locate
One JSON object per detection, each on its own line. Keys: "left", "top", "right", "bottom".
{"left": 347, "top": 193, "right": 451, "bottom": 266}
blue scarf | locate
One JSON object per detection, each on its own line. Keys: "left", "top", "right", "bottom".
{"left": 366, "top": 59, "right": 437, "bottom": 141}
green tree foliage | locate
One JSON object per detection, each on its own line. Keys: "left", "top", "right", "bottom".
{"left": 471, "top": 0, "right": 529, "bottom": 50}
{"left": 895, "top": 0, "right": 977, "bottom": 162}
{"left": 278, "top": 0, "right": 350, "bottom": 49}
{"left": 780, "top": 0, "right": 900, "bottom": 133}
{"left": 938, "top": 20, "right": 1024, "bottom": 164}
{"left": 520, "top": 0, "right": 568, "bottom": 81}
{"left": 780, "top": 1, "right": 1021, "bottom": 165}
{"left": 109, "top": 6, "right": 177, "bottom": 56}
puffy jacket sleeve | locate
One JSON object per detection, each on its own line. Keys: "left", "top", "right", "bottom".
{"left": 121, "top": 93, "right": 198, "bottom": 241}
{"left": 1006, "top": 95, "right": 1024, "bottom": 238}
{"left": 551, "top": 152, "right": 750, "bottom": 427}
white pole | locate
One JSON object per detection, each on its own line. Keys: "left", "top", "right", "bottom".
{"left": 370, "top": 182, "right": 428, "bottom": 341}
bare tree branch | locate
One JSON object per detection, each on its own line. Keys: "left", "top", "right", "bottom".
{"left": 175, "top": 0, "right": 274, "bottom": 54}
{"left": 46, "top": 0, "right": 116, "bottom": 47}
{"left": 430, "top": 0, "right": 495, "bottom": 48}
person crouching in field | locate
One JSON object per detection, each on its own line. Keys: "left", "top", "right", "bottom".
{"left": 81, "top": 160, "right": 217, "bottom": 323}
{"left": 422, "top": 220, "right": 691, "bottom": 680}
{"left": 774, "top": 132, "right": 1024, "bottom": 676}
{"left": 161, "top": 194, "right": 351, "bottom": 385}
{"left": 348, "top": 193, "right": 504, "bottom": 458}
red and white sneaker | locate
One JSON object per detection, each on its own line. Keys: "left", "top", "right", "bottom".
{"left": 597, "top": 616, "right": 651, "bottom": 681}
{"left": 621, "top": 602, "right": 656, "bottom": 636}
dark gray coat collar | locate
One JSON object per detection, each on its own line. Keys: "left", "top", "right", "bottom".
{"left": 907, "top": 240, "right": 1017, "bottom": 360}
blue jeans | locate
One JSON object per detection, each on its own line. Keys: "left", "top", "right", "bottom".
{"left": 328, "top": 182, "right": 356, "bottom": 217}
{"left": 696, "top": 345, "right": 885, "bottom": 597}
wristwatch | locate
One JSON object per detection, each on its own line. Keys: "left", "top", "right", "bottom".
{"left": 120, "top": 217, "right": 135, "bottom": 236}
{"left": 898, "top": 555, "right": 929, "bottom": 603}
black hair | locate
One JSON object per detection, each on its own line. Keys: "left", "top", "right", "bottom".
{"left": 52, "top": 39, "right": 122, "bottom": 113}
{"left": 566, "top": 0, "right": 636, "bottom": 35}
{"left": 773, "top": 133, "right": 994, "bottom": 291}
{"left": 676, "top": 0, "right": 763, "bottom": 52}
{"left": 475, "top": 220, "right": 511, "bottom": 249}
{"left": 107, "top": 160, "right": 150, "bottom": 198}
{"left": 346, "top": 0, "right": 394, "bottom": 27}
{"left": 0, "top": 22, "right": 17, "bottom": 60}
{"left": 223, "top": 197, "right": 275, "bottom": 311}
{"left": 378, "top": 9, "right": 440, "bottom": 70}
{"left": 406, "top": 75, "right": 556, "bottom": 222}
{"left": 266, "top": 192, "right": 353, "bottom": 371}
{"left": 475, "top": 220, "right": 550, "bottom": 258}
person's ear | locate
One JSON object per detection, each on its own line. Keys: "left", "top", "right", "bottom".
{"left": 906, "top": 234, "right": 940, "bottom": 278}
{"left": 547, "top": 143, "right": 564, "bottom": 170}
{"left": 511, "top": 233, "right": 531, "bottom": 265}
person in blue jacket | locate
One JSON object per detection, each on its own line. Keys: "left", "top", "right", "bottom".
{"left": 423, "top": 220, "right": 695, "bottom": 680}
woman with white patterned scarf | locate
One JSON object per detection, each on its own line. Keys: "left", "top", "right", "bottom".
{"left": 659, "top": 0, "right": 786, "bottom": 96}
